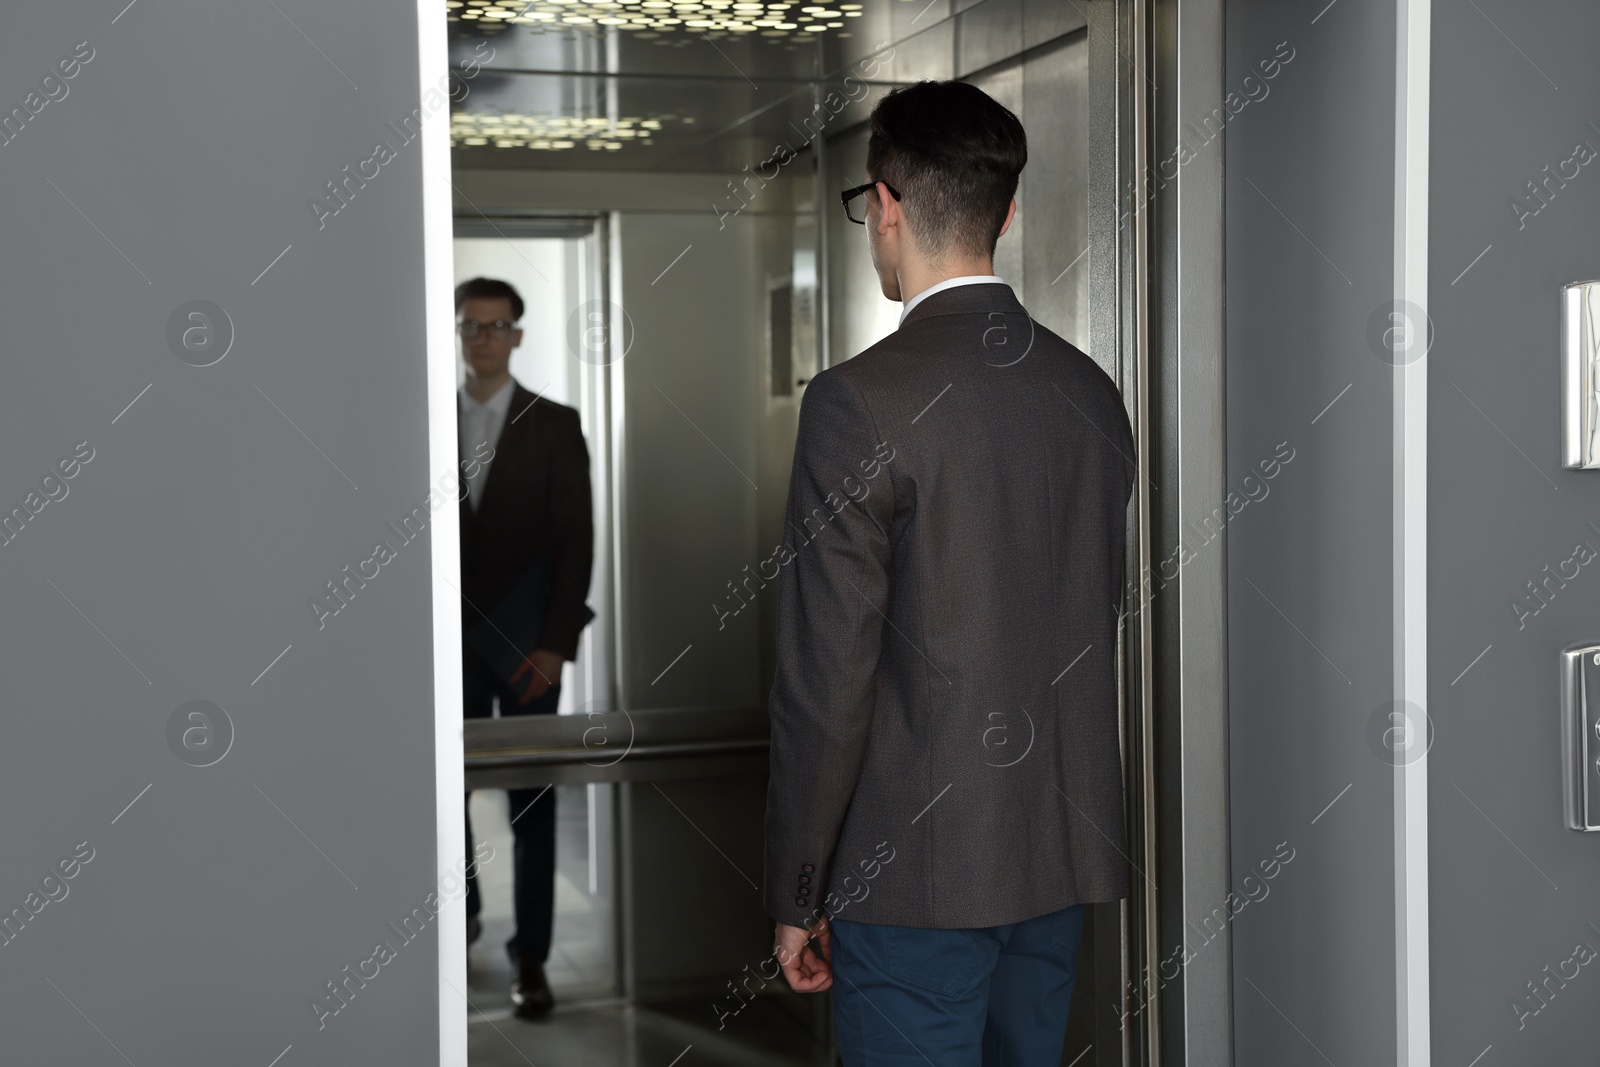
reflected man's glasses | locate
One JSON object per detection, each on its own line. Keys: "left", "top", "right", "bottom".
{"left": 457, "top": 319, "right": 518, "bottom": 340}
{"left": 840, "top": 180, "right": 901, "bottom": 224}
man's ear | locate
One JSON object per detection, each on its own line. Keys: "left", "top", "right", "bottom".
{"left": 875, "top": 180, "right": 900, "bottom": 235}
{"left": 996, "top": 197, "right": 1017, "bottom": 239}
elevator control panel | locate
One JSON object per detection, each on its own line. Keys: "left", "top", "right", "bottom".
{"left": 1561, "top": 643, "right": 1600, "bottom": 830}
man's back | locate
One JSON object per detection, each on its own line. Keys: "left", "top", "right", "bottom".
{"left": 763, "top": 280, "right": 1136, "bottom": 930}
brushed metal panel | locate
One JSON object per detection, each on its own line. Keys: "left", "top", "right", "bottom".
{"left": 955, "top": 0, "right": 1026, "bottom": 78}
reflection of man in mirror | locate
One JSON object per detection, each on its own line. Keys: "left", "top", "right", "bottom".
{"left": 764, "top": 81, "right": 1135, "bottom": 1063}
{"left": 454, "top": 276, "right": 594, "bottom": 1020}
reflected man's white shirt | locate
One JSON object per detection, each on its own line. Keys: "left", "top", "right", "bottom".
{"left": 458, "top": 377, "right": 514, "bottom": 511}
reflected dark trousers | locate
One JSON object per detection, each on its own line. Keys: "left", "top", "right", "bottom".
{"left": 462, "top": 642, "right": 559, "bottom": 965}
{"left": 830, "top": 903, "right": 1085, "bottom": 1067}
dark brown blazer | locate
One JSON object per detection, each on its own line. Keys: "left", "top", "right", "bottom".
{"left": 459, "top": 383, "right": 594, "bottom": 662}
{"left": 763, "top": 282, "right": 1136, "bottom": 930}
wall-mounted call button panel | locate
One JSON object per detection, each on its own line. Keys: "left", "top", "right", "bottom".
{"left": 1562, "top": 280, "right": 1600, "bottom": 470}
{"left": 1561, "top": 643, "right": 1600, "bottom": 830}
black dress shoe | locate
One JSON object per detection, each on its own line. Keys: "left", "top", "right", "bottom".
{"left": 466, "top": 916, "right": 482, "bottom": 945}
{"left": 509, "top": 960, "right": 554, "bottom": 1020}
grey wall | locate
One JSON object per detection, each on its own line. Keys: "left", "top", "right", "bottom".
{"left": 1428, "top": 3, "right": 1600, "bottom": 1061}
{"left": 0, "top": 2, "right": 456, "bottom": 1064}
{"left": 1224, "top": 2, "right": 1400, "bottom": 1064}
{"left": 1227, "top": 2, "right": 1600, "bottom": 1062}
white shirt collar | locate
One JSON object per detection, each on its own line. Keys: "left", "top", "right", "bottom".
{"left": 459, "top": 376, "right": 515, "bottom": 416}
{"left": 898, "top": 274, "right": 1005, "bottom": 326}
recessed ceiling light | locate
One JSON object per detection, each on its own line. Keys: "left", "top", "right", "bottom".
{"left": 450, "top": 0, "right": 859, "bottom": 42}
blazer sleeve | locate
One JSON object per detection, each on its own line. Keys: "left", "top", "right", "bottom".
{"left": 762, "top": 368, "right": 895, "bottom": 928}
{"left": 538, "top": 408, "right": 595, "bottom": 661}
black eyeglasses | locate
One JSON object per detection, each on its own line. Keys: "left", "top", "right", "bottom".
{"left": 457, "top": 318, "right": 518, "bottom": 340}
{"left": 841, "top": 180, "right": 901, "bottom": 224}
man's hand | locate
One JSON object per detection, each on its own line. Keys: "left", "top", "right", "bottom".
{"left": 774, "top": 916, "right": 832, "bottom": 993}
{"left": 511, "top": 648, "right": 564, "bottom": 705}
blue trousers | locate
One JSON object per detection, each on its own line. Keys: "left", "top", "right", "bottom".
{"left": 830, "top": 903, "right": 1085, "bottom": 1067}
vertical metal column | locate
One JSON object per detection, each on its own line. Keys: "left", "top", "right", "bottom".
{"left": 1129, "top": 0, "right": 1160, "bottom": 1059}
{"left": 813, "top": 76, "right": 832, "bottom": 373}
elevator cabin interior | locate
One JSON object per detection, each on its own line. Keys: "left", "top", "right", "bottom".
{"left": 449, "top": 2, "right": 1123, "bottom": 1064}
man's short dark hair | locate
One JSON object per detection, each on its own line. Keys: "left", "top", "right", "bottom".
{"left": 865, "top": 80, "right": 1027, "bottom": 263}
{"left": 454, "top": 277, "right": 524, "bottom": 321}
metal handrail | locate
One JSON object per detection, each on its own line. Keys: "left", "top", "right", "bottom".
{"left": 466, "top": 736, "right": 769, "bottom": 768}
{"left": 462, "top": 705, "right": 770, "bottom": 787}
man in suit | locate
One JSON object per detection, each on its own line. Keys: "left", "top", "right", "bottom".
{"left": 455, "top": 276, "right": 594, "bottom": 1020}
{"left": 762, "top": 81, "right": 1136, "bottom": 1064}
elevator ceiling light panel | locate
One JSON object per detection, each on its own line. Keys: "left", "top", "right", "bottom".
{"left": 451, "top": 111, "right": 682, "bottom": 151}
{"left": 446, "top": 0, "right": 861, "bottom": 39}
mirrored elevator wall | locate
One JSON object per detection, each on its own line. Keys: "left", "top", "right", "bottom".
{"left": 450, "top": 164, "right": 817, "bottom": 1002}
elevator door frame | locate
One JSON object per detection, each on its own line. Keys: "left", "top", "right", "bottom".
{"left": 1092, "top": 1, "right": 1234, "bottom": 1065}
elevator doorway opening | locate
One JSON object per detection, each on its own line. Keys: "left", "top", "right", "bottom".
{"left": 446, "top": 3, "right": 1158, "bottom": 1064}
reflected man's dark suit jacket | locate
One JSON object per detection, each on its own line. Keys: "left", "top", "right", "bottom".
{"left": 459, "top": 383, "right": 594, "bottom": 663}
{"left": 763, "top": 282, "right": 1136, "bottom": 930}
